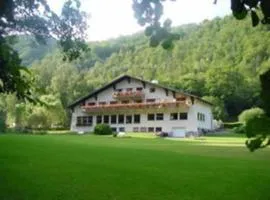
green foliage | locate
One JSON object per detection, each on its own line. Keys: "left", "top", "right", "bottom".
{"left": 260, "top": 69, "right": 270, "bottom": 117}
{"left": 94, "top": 124, "right": 113, "bottom": 135}
{"left": 238, "top": 107, "right": 265, "bottom": 124}
{"left": 202, "top": 96, "right": 227, "bottom": 120}
{"left": 233, "top": 124, "right": 246, "bottom": 134}
{"left": 0, "top": 0, "right": 88, "bottom": 101}
{"left": 26, "top": 108, "right": 49, "bottom": 129}
{"left": 231, "top": 0, "right": 270, "bottom": 26}
{"left": 0, "top": 39, "right": 36, "bottom": 102}
{"left": 0, "top": 111, "right": 6, "bottom": 133}
{"left": 246, "top": 116, "right": 269, "bottom": 138}
{"left": 14, "top": 103, "right": 27, "bottom": 129}
{"left": 132, "top": 0, "right": 270, "bottom": 50}
{"left": 223, "top": 122, "right": 243, "bottom": 129}
{"left": 132, "top": 0, "right": 180, "bottom": 49}
{"left": 12, "top": 36, "right": 57, "bottom": 66}
{"left": 245, "top": 115, "right": 270, "bottom": 151}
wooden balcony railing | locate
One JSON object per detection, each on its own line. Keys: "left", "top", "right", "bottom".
{"left": 112, "top": 91, "right": 145, "bottom": 100}
{"left": 81, "top": 100, "right": 190, "bottom": 113}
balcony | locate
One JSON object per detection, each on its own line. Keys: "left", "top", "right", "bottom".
{"left": 112, "top": 91, "right": 145, "bottom": 100}
{"left": 81, "top": 100, "right": 190, "bottom": 113}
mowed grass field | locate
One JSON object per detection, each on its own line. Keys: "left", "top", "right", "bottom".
{"left": 0, "top": 134, "right": 270, "bottom": 200}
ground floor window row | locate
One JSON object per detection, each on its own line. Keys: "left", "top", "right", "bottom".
{"left": 76, "top": 112, "right": 189, "bottom": 126}
{"left": 97, "top": 114, "right": 141, "bottom": 124}
{"left": 111, "top": 127, "right": 162, "bottom": 133}
{"left": 76, "top": 114, "right": 141, "bottom": 126}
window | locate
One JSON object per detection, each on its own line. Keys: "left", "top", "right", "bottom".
{"left": 148, "top": 114, "right": 155, "bottom": 121}
{"left": 134, "top": 114, "right": 141, "bottom": 123}
{"left": 118, "top": 115, "right": 124, "bottom": 124}
{"left": 103, "top": 115, "right": 109, "bottom": 124}
{"left": 83, "top": 117, "right": 88, "bottom": 125}
{"left": 76, "top": 116, "right": 92, "bottom": 126}
{"left": 197, "top": 113, "right": 205, "bottom": 122}
{"left": 110, "top": 101, "right": 117, "bottom": 105}
{"left": 136, "top": 87, "right": 143, "bottom": 91}
{"left": 126, "top": 88, "right": 133, "bottom": 91}
{"left": 119, "top": 127, "right": 125, "bottom": 132}
{"left": 76, "top": 116, "right": 82, "bottom": 126}
{"left": 87, "top": 116, "right": 93, "bottom": 125}
{"left": 111, "top": 115, "right": 117, "bottom": 124}
{"left": 148, "top": 127, "right": 155, "bottom": 132}
{"left": 155, "top": 127, "right": 162, "bottom": 132}
{"left": 180, "top": 112, "right": 188, "bottom": 120}
{"left": 80, "top": 102, "right": 85, "bottom": 106}
{"left": 99, "top": 102, "right": 106, "bottom": 105}
{"left": 116, "top": 89, "right": 122, "bottom": 92}
{"left": 133, "top": 127, "right": 139, "bottom": 132}
{"left": 126, "top": 115, "right": 132, "bottom": 124}
{"left": 97, "top": 115, "right": 102, "bottom": 124}
{"left": 111, "top": 127, "right": 117, "bottom": 132}
{"left": 87, "top": 102, "right": 96, "bottom": 106}
{"left": 202, "top": 114, "right": 206, "bottom": 122}
{"left": 156, "top": 113, "right": 164, "bottom": 121}
{"left": 146, "top": 98, "right": 155, "bottom": 103}
{"left": 150, "top": 87, "right": 156, "bottom": 93}
{"left": 140, "top": 127, "right": 147, "bottom": 132}
{"left": 170, "top": 113, "right": 178, "bottom": 120}
{"left": 121, "top": 100, "right": 129, "bottom": 104}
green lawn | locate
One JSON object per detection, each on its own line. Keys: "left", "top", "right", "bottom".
{"left": 0, "top": 134, "right": 270, "bottom": 200}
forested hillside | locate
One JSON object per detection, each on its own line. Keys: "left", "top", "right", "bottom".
{"left": 2, "top": 15, "right": 270, "bottom": 129}
{"left": 13, "top": 36, "right": 57, "bottom": 66}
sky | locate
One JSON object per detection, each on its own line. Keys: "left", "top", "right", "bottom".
{"left": 47, "top": 0, "right": 231, "bottom": 41}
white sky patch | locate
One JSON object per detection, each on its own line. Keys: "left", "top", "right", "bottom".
{"left": 46, "top": 0, "right": 231, "bottom": 41}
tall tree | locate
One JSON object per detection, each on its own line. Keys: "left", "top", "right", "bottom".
{"left": 0, "top": 0, "right": 88, "bottom": 101}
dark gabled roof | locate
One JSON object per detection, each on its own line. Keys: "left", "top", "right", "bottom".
{"left": 68, "top": 74, "right": 212, "bottom": 108}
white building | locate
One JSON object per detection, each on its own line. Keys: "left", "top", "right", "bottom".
{"left": 68, "top": 75, "right": 213, "bottom": 137}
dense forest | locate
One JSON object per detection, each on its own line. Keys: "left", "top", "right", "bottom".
{"left": 1, "top": 15, "right": 270, "bottom": 129}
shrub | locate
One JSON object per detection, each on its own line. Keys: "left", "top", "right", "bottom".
{"left": 0, "top": 112, "right": 6, "bottom": 133}
{"left": 233, "top": 124, "right": 246, "bottom": 134}
{"left": 32, "top": 130, "right": 47, "bottom": 135}
{"left": 246, "top": 115, "right": 270, "bottom": 138}
{"left": 245, "top": 115, "right": 270, "bottom": 151}
{"left": 94, "top": 124, "right": 112, "bottom": 135}
{"left": 238, "top": 107, "right": 265, "bottom": 124}
{"left": 0, "top": 119, "right": 6, "bottom": 133}
{"left": 223, "top": 122, "right": 242, "bottom": 129}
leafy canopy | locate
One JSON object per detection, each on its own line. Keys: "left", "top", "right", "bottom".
{"left": 132, "top": 0, "right": 270, "bottom": 49}
{"left": 245, "top": 69, "right": 270, "bottom": 152}
{"left": 0, "top": 0, "right": 88, "bottom": 102}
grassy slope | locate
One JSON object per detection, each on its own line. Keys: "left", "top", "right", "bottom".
{"left": 0, "top": 135, "right": 269, "bottom": 200}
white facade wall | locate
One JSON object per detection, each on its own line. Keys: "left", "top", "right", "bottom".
{"left": 193, "top": 100, "right": 213, "bottom": 130}
{"left": 70, "top": 77, "right": 213, "bottom": 135}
